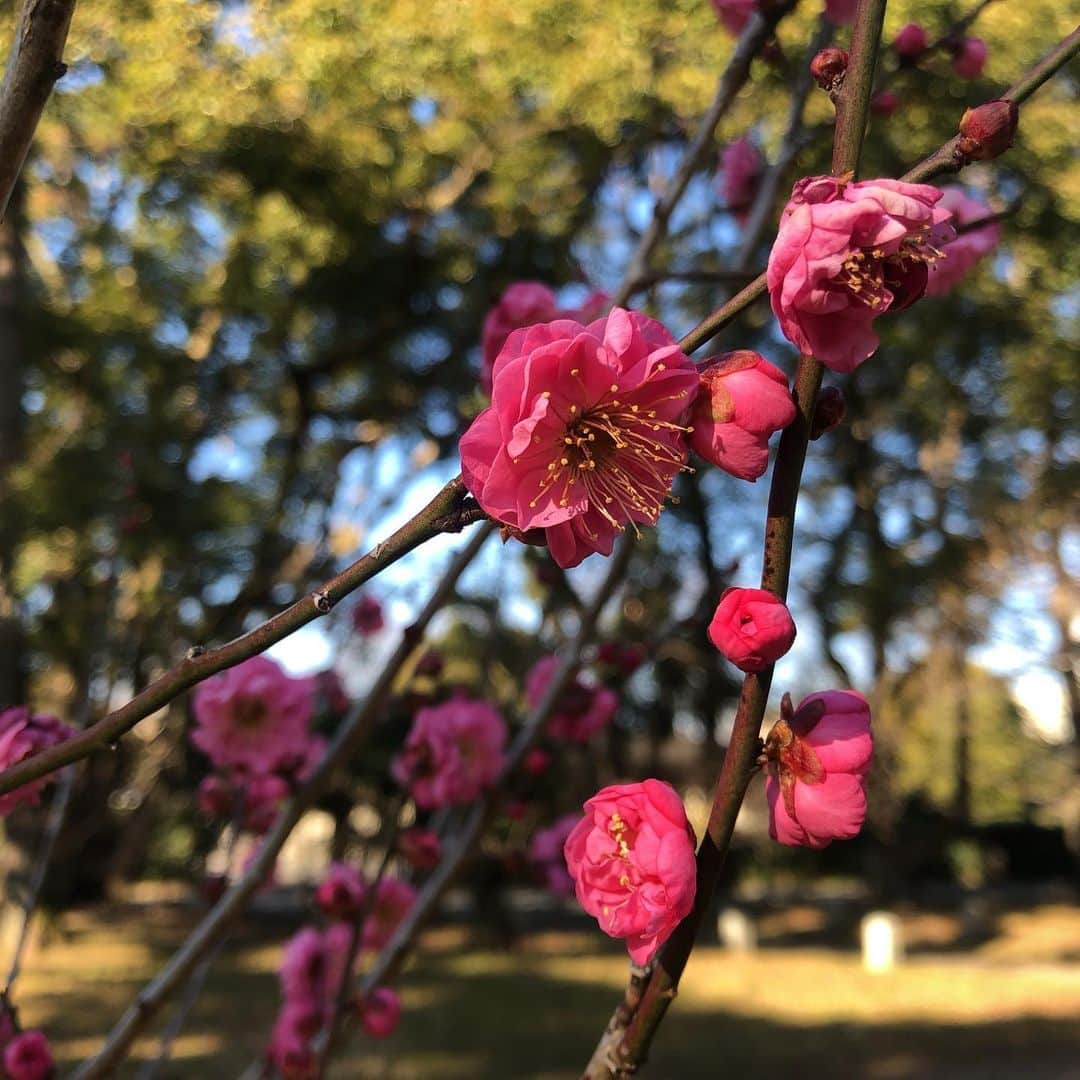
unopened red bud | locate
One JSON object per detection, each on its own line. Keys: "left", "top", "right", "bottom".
{"left": 810, "top": 47, "right": 849, "bottom": 92}
{"left": 871, "top": 90, "right": 900, "bottom": 117}
{"left": 958, "top": 99, "right": 1018, "bottom": 161}
{"left": 893, "top": 22, "right": 928, "bottom": 62}
{"left": 414, "top": 649, "right": 444, "bottom": 678}
{"left": 810, "top": 386, "right": 846, "bottom": 440}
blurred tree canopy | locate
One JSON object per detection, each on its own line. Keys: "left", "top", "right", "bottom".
{"left": 0, "top": 0, "right": 1076, "bottom": 887}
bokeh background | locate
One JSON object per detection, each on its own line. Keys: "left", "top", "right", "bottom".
{"left": 0, "top": 0, "right": 1077, "bottom": 1075}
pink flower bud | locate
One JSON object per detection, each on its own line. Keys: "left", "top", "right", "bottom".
{"left": 596, "top": 641, "right": 647, "bottom": 675}
{"left": 871, "top": 90, "right": 900, "bottom": 117}
{"left": 564, "top": 780, "right": 696, "bottom": 963}
{"left": 708, "top": 588, "right": 796, "bottom": 673}
{"left": 315, "top": 862, "right": 367, "bottom": 922}
{"left": 764, "top": 690, "right": 872, "bottom": 848}
{"left": 809, "top": 46, "right": 849, "bottom": 92}
{"left": 357, "top": 987, "right": 401, "bottom": 1039}
{"left": 689, "top": 352, "right": 797, "bottom": 482}
{"left": 522, "top": 748, "right": 552, "bottom": 776}
{"left": 893, "top": 22, "right": 928, "bottom": 61}
{"left": 351, "top": 594, "right": 385, "bottom": 637}
{"left": 952, "top": 36, "right": 988, "bottom": 79}
{"left": 2, "top": 1030, "right": 54, "bottom": 1080}
{"left": 809, "top": 386, "right": 846, "bottom": 440}
{"left": 958, "top": 99, "right": 1019, "bottom": 162}
{"left": 414, "top": 649, "right": 444, "bottom": 678}
{"left": 718, "top": 138, "right": 763, "bottom": 224}
{"left": 398, "top": 827, "right": 441, "bottom": 870}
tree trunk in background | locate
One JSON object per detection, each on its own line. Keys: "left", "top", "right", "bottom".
{"left": 0, "top": 183, "right": 26, "bottom": 707}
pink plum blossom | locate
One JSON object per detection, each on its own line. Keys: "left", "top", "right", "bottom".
{"left": 361, "top": 877, "right": 417, "bottom": 951}
{"left": 711, "top": 0, "right": 756, "bottom": 37}
{"left": 460, "top": 308, "right": 700, "bottom": 568}
{"left": 564, "top": 780, "right": 697, "bottom": 964}
{"left": 952, "top": 37, "right": 988, "bottom": 79}
{"left": 765, "top": 690, "right": 873, "bottom": 849}
{"left": 893, "top": 23, "right": 928, "bottom": 60}
{"left": 357, "top": 987, "right": 402, "bottom": 1039}
{"left": 688, "top": 351, "right": 796, "bottom": 481}
{"left": 525, "top": 656, "right": 618, "bottom": 743}
{"left": 529, "top": 814, "right": 579, "bottom": 897}
{"left": 0, "top": 708, "right": 76, "bottom": 816}
{"left": 2, "top": 1030, "right": 54, "bottom": 1080}
{"left": 315, "top": 862, "right": 367, "bottom": 921}
{"left": 924, "top": 188, "right": 1001, "bottom": 296}
{"left": 351, "top": 594, "right": 385, "bottom": 637}
{"left": 522, "top": 747, "right": 552, "bottom": 776}
{"left": 718, "top": 138, "right": 763, "bottom": 224}
{"left": 708, "top": 588, "right": 796, "bottom": 672}
{"left": 279, "top": 927, "right": 330, "bottom": 1004}
{"left": 766, "top": 175, "right": 953, "bottom": 372}
{"left": 191, "top": 656, "right": 313, "bottom": 775}
{"left": 392, "top": 698, "right": 507, "bottom": 808}
{"left": 871, "top": 90, "right": 900, "bottom": 117}
{"left": 268, "top": 1005, "right": 319, "bottom": 1079}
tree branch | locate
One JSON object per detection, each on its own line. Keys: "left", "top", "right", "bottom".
{"left": 68, "top": 521, "right": 496, "bottom": 1080}
{"left": 0, "top": 0, "right": 76, "bottom": 220}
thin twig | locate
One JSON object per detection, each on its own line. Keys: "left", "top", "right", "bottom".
{"left": 70, "top": 522, "right": 496, "bottom": 1080}
{"left": 0, "top": 0, "right": 76, "bottom": 220}
{"left": 0, "top": 478, "right": 484, "bottom": 799}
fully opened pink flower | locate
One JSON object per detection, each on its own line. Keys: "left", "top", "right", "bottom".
{"left": 529, "top": 813, "right": 580, "bottom": 897}
{"left": 719, "top": 138, "right": 763, "bottom": 224}
{"left": 357, "top": 987, "right": 402, "bottom": 1039}
{"left": 460, "top": 308, "right": 700, "bottom": 568}
{"left": 709, "top": 588, "right": 796, "bottom": 672}
{"left": 564, "top": 780, "right": 696, "bottom": 964}
{"left": 711, "top": 0, "right": 756, "bottom": 37}
{"left": 392, "top": 698, "right": 506, "bottom": 808}
{"left": 191, "top": 656, "right": 313, "bottom": 774}
{"left": 952, "top": 37, "right": 988, "bottom": 79}
{"left": 767, "top": 175, "right": 953, "bottom": 372}
{"left": 0, "top": 708, "right": 76, "bottom": 816}
{"left": 2, "top": 1030, "right": 54, "bottom": 1080}
{"left": 925, "top": 187, "right": 1001, "bottom": 296}
{"left": 525, "top": 656, "right": 618, "bottom": 743}
{"left": 764, "top": 690, "right": 873, "bottom": 849}
{"left": 689, "top": 351, "right": 796, "bottom": 481}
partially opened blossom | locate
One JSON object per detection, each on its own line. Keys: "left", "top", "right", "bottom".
{"left": 268, "top": 1006, "right": 319, "bottom": 1080}
{"left": 481, "top": 282, "right": 559, "bottom": 393}
{"left": 361, "top": 876, "right": 417, "bottom": 951}
{"left": 564, "top": 780, "right": 697, "bottom": 964}
{"left": 525, "top": 656, "right": 618, "bottom": 743}
{"left": 0, "top": 708, "right": 76, "bottom": 816}
{"left": 767, "top": 175, "right": 953, "bottom": 372}
{"left": 191, "top": 656, "right": 313, "bottom": 775}
{"left": 718, "top": 138, "right": 763, "bottom": 224}
{"left": 709, "top": 588, "right": 796, "bottom": 672}
{"left": 392, "top": 698, "right": 506, "bottom": 808}
{"left": 460, "top": 308, "right": 700, "bottom": 568}
{"left": 279, "top": 927, "right": 330, "bottom": 1004}
{"left": 952, "top": 37, "right": 988, "bottom": 79}
{"left": 315, "top": 862, "right": 367, "bottom": 921}
{"left": 2, "top": 1030, "right": 54, "bottom": 1080}
{"left": 711, "top": 0, "right": 756, "bottom": 37}
{"left": 529, "top": 814, "right": 579, "bottom": 897}
{"left": 925, "top": 188, "right": 1001, "bottom": 296}
{"left": 689, "top": 351, "right": 796, "bottom": 481}
{"left": 764, "top": 690, "right": 873, "bottom": 849}
{"left": 351, "top": 594, "right": 385, "bottom": 637}
{"left": 357, "top": 987, "right": 402, "bottom": 1039}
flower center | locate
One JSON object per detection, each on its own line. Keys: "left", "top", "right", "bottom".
{"left": 837, "top": 231, "right": 946, "bottom": 312}
{"left": 529, "top": 366, "right": 693, "bottom": 533}
{"left": 232, "top": 696, "right": 268, "bottom": 730}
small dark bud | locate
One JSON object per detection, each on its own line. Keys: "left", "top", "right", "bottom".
{"left": 957, "top": 99, "right": 1018, "bottom": 161}
{"left": 871, "top": 90, "right": 900, "bottom": 117}
{"left": 414, "top": 648, "right": 444, "bottom": 678}
{"left": 810, "top": 47, "right": 849, "bottom": 93}
{"left": 810, "top": 386, "right": 846, "bottom": 440}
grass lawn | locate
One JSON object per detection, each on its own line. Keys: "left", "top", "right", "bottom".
{"left": 12, "top": 901, "right": 1080, "bottom": 1078}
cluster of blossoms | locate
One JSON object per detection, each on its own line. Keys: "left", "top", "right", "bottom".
{"left": 0, "top": 708, "right": 76, "bottom": 817}
{"left": 268, "top": 864, "right": 415, "bottom": 1077}
{"left": 392, "top": 697, "right": 507, "bottom": 808}
{"left": 0, "top": 1008, "right": 53, "bottom": 1080}
{"left": 525, "top": 656, "right": 619, "bottom": 744}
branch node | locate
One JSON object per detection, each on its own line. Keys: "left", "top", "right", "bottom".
{"left": 185, "top": 645, "right": 205, "bottom": 660}
{"left": 312, "top": 590, "right": 334, "bottom": 614}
